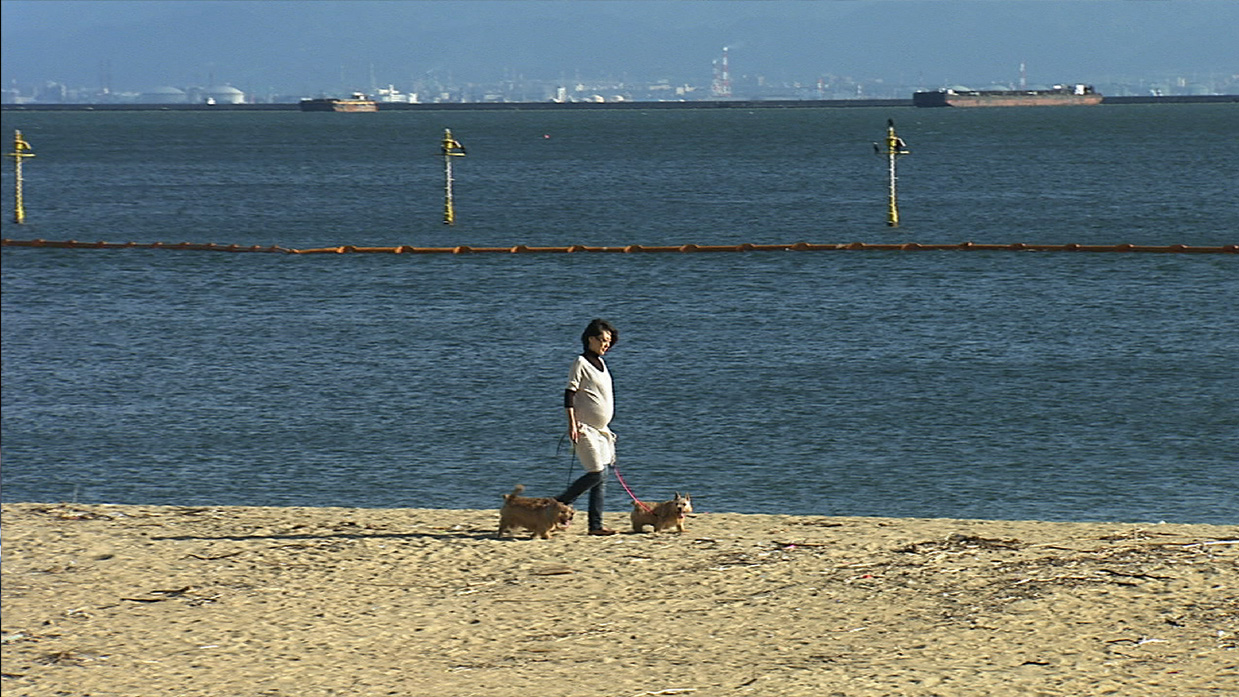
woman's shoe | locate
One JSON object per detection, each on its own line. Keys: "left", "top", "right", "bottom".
{"left": 588, "top": 528, "right": 618, "bottom": 536}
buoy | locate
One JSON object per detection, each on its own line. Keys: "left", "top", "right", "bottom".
{"left": 8, "top": 130, "right": 35, "bottom": 224}
{"left": 875, "top": 119, "right": 909, "bottom": 228}
{"left": 441, "top": 129, "right": 467, "bottom": 226}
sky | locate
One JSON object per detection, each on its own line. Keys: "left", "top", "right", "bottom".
{"left": 2, "top": 0, "right": 1236, "bottom": 95}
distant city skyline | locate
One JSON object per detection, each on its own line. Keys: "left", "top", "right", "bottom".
{"left": 3, "top": 0, "right": 1237, "bottom": 103}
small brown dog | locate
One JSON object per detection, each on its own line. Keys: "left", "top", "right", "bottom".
{"left": 631, "top": 492, "right": 693, "bottom": 533}
{"left": 497, "top": 485, "right": 575, "bottom": 539}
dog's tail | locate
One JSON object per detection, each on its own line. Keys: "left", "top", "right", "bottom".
{"left": 503, "top": 484, "right": 526, "bottom": 501}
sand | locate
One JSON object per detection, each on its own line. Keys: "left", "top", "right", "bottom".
{"left": 2, "top": 502, "right": 1235, "bottom": 697}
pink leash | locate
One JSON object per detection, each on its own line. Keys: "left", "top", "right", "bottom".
{"left": 612, "top": 462, "right": 653, "bottom": 513}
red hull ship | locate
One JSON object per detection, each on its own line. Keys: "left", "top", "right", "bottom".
{"left": 914, "top": 85, "right": 1102, "bottom": 108}
{"left": 299, "top": 93, "right": 378, "bottom": 112}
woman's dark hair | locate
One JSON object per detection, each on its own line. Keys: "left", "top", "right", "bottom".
{"left": 580, "top": 319, "right": 618, "bottom": 351}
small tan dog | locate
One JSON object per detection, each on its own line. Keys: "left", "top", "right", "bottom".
{"left": 630, "top": 492, "right": 693, "bottom": 533}
{"left": 497, "top": 485, "right": 575, "bottom": 539}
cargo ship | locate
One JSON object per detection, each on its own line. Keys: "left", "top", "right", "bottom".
{"left": 299, "top": 93, "right": 378, "bottom": 112}
{"left": 913, "top": 84, "right": 1102, "bottom": 108}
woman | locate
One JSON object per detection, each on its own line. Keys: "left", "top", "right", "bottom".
{"left": 556, "top": 319, "right": 620, "bottom": 536}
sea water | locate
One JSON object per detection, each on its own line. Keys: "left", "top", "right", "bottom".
{"left": 2, "top": 105, "right": 1236, "bottom": 523}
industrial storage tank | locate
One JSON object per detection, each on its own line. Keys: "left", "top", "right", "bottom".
{"left": 139, "top": 86, "right": 187, "bottom": 104}
{"left": 200, "top": 85, "right": 245, "bottom": 104}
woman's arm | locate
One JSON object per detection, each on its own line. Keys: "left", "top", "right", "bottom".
{"left": 564, "top": 388, "right": 579, "bottom": 442}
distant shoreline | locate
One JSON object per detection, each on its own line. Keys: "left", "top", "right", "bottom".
{"left": 3, "top": 94, "right": 1236, "bottom": 112}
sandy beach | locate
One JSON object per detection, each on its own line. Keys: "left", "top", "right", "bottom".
{"left": 2, "top": 502, "right": 1235, "bottom": 697}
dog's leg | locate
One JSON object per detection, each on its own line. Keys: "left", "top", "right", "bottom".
{"left": 631, "top": 507, "right": 646, "bottom": 533}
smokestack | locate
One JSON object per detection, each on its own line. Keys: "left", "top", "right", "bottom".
{"left": 711, "top": 46, "right": 732, "bottom": 98}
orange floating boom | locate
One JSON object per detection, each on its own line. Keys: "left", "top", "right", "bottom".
{"left": 3, "top": 239, "right": 1236, "bottom": 255}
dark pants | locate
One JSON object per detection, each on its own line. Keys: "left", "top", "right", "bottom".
{"left": 557, "top": 470, "right": 606, "bottom": 531}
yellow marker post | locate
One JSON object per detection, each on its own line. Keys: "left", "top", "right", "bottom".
{"left": 876, "top": 119, "right": 909, "bottom": 228}
{"left": 441, "top": 129, "right": 467, "bottom": 225}
{"left": 8, "top": 130, "right": 35, "bottom": 224}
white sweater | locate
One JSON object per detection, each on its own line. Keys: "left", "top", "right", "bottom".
{"left": 567, "top": 354, "right": 614, "bottom": 430}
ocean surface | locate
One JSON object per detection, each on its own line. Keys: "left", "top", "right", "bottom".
{"left": 2, "top": 105, "right": 1236, "bottom": 524}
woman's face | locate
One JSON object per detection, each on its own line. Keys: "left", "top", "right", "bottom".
{"left": 587, "top": 330, "right": 613, "bottom": 355}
